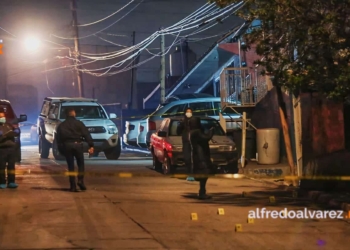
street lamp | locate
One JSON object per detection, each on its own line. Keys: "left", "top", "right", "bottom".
{"left": 24, "top": 37, "right": 41, "bottom": 52}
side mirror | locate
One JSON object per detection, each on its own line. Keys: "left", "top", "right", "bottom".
{"left": 48, "top": 114, "right": 56, "bottom": 120}
{"left": 157, "top": 131, "right": 167, "bottom": 137}
{"left": 110, "top": 113, "right": 117, "bottom": 119}
{"left": 18, "top": 114, "right": 27, "bottom": 122}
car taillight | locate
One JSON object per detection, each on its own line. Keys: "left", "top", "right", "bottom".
{"left": 148, "top": 121, "right": 156, "bottom": 130}
{"left": 163, "top": 141, "right": 172, "bottom": 158}
{"left": 139, "top": 125, "right": 144, "bottom": 132}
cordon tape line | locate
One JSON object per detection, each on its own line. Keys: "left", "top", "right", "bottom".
{"left": 109, "top": 108, "right": 224, "bottom": 120}
{"left": 3, "top": 171, "right": 349, "bottom": 180}
{"left": 1, "top": 170, "right": 248, "bottom": 179}
{"left": 284, "top": 176, "right": 350, "bottom": 181}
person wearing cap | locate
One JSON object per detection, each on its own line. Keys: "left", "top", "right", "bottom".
{"left": 0, "top": 107, "right": 20, "bottom": 189}
{"left": 56, "top": 107, "right": 94, "bottom": 192}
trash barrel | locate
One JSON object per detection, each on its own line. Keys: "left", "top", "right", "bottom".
{"left": 256, "top": 128, "right": 280, "bottom": 164}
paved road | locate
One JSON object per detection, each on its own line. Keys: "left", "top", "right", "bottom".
{"left": 0, "top": 145, "right": 350, "bottom": 250}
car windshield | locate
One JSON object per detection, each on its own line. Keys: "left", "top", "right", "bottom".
{"left": 0, "top": 104, "right": 16, "bottom": 120}
{"left": 60, "top": 106, "right": 107, "bottom": 119}
{"left": 168, "top": 119, "right": 225, "bottom": 136}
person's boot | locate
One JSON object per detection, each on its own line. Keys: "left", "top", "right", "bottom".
{"left": 69, "top": 177, "right": 77, "bottom": 192}
{"left": 198, "top": 189, "right": 211, "bottom": 200}
{"left": 77, "top": 176, "right": 86, "bottom": 191}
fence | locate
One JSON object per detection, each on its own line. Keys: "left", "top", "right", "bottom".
{"left": 220, "top": 66, "right": 267, "bottom": 109}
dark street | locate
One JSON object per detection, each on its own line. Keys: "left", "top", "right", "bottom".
{"left": 0, "top": 146, "right": 349, "bottom": 249}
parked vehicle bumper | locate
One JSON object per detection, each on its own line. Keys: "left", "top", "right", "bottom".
{"left": 84, "top": 133, "right": 120, "bottom": 152}
{"left": 169, "top": 150, "right": 238, "bottom": 168}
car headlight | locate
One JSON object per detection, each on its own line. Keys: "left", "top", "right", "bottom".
{"left": 107, "top": 125, "right": 117, "bottom": 134}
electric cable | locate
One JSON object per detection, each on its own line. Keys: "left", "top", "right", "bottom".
{"left": 77, "top": 0, "right": 135, "bottom": 27}
{"left": 0, "top": 26, "right": 17, "bottom": 38}
{"left": 44, "top": 2, "right": 245, "bottom": 74}
{"left": 51, "top": 0, "right": 144, "bottom": 40}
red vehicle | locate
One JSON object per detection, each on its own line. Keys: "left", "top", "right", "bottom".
{"left": 0, "top": 99, "right": 28, "bottom": 162}
{"left": 150, "top": 117, "right": 238, "bottom": 175}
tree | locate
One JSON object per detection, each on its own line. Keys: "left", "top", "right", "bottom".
{"left": 211, "top": 0, "right": 350, "bottom": 101}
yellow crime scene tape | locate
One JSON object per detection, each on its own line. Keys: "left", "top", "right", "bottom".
{"left": 110, "top": 108, "right": 225, "bottom": 121}
{"left": 284, "top": 176, "right": 350, "bottom": 181}
{"left": 4, "top": 170, "right": 349, "bottom": 181}
{"left": 2, "top": 169, "right": 248, "bottom": 179}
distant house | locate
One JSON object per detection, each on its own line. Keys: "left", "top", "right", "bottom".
{"left": 143, "top": 22, "right": 252, "bottom": 110}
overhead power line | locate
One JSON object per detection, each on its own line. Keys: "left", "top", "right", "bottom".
{"left": 51, "top": 0, "right": 144, "bottom": 40}
{"left": 44, "top": 1, "right": 246, "bottom": 76}
{"left": 77, "top": 0, "right": 135, "bottom": 27}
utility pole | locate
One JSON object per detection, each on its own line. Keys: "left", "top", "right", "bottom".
{"left": 130, "top": 31, "right": 136, "bottom": 109}
{"left": 160, "top": 29, "right": 166, "bottom": 104}
{"left": 71, "top": 0, "right": 84, "bottom": 97}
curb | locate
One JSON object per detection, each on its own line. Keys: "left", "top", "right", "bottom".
{"left": 304, "top": 190, "right": 350, "bottom": 213}
{"left": 247, "top": 176, "right": 350, "bottom": 213}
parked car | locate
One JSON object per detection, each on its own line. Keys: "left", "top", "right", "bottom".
{"left": 123, "top": 120, "right": 140, "bottom": 147}
{"left": 19, "top": 122, "right": 37, "bottom": 144}
{"left": 150, "top": 117, "right": 238, "bottom": 175}
{"left": 137, "top": 97, "right": 239, "bottom": 148}
{"left": 0, "top": 99, "right": 27, "bottom": 162}
{"left": 124, "top": 95, "right": 215, "bottom": 148}
{"left": 37, "top": 97, "right": 120, "bottom": 161}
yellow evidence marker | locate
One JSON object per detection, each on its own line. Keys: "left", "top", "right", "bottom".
{"left": 269, "top": 196, "right": 276, "bottom": 203}
{"left": 247, "top": 217, "right": 254, "bottom": 224}
{"left": 218, "top": 208, "right": 225, "bottom": 215}
{"left": 235, "top": 224, "right": 242, "bottom": 232}
{"left": 191, "top": 213, "right": 198, "bottom": 220}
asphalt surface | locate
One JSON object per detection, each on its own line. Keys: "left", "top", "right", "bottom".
{"left": 0, "top": 145, "right": 350, "bottom": 250}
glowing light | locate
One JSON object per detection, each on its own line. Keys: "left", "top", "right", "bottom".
{"left": 24, "top": 37, "right": 41, "bottom": 51}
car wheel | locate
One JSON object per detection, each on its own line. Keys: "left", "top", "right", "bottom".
{"left": 162, "top": 154, "right": 174, "bottom": 175}
{"left": 153, "top": 154, "right": 162, "bottom": 172}
{"left": 223, "top": 162, "right": 239, "bottom": 174}
{"left": 104, "top": 138, "right": 121, "bottom": 160}
{"left": 52, "top": 138, "right": 65, "bottom": 161}
{"left": 39, "top": 134, "right": 50, "bottom": 159}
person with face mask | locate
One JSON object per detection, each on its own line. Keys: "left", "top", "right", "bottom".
{"left": 176, "top": 108, "right": 196, "bottom": 174}
{"left": 188, "top": 117, "right": 214, "bottom": 199}
{"left": 0, "top": 107, "right": 19, "bottom": 189}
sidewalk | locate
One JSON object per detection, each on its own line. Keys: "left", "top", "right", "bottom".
{"left": 239, "top": 160, "right": 290, "bottom": 179}
{"left": 254, "top": 176, "right": 350, "bottom": 215}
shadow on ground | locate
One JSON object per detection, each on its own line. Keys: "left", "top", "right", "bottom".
{"left": 181, "top": 187, "right": 333, "bottom": 210}
{"left": 31, "top": 187, "right": 70, "bottom": 192}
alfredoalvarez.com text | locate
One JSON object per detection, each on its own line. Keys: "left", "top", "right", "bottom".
{"left": 248, "top": 208, "right": 349, "bottom": 219}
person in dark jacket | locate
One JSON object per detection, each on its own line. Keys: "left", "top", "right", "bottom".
{"left": 56, "top": 107, "right": 94, "bottom": 192}
{"left": 176, "top": 108, "right": 197, "bottom": 173}
{"left": 188, "top": 116, "right": 214, "bottom": 199}
{"left": 0, "top": 107, "right": 19, "bottom": 189}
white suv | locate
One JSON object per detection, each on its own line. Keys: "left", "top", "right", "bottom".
{"left": 37, "top": 97, "right": 120, "bottom": 160}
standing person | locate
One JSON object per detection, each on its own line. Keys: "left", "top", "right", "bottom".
{"left": 188, "top": 117, "right": 214, "bottom": 200}
{"left": 176, "top": 108, "right": 196, "bottom": 174}
{"left": 0, "top": 107, "right": 19, "bottom": 189}
{"left": 56, "top": 107, "right": 94, "bottom": 192}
